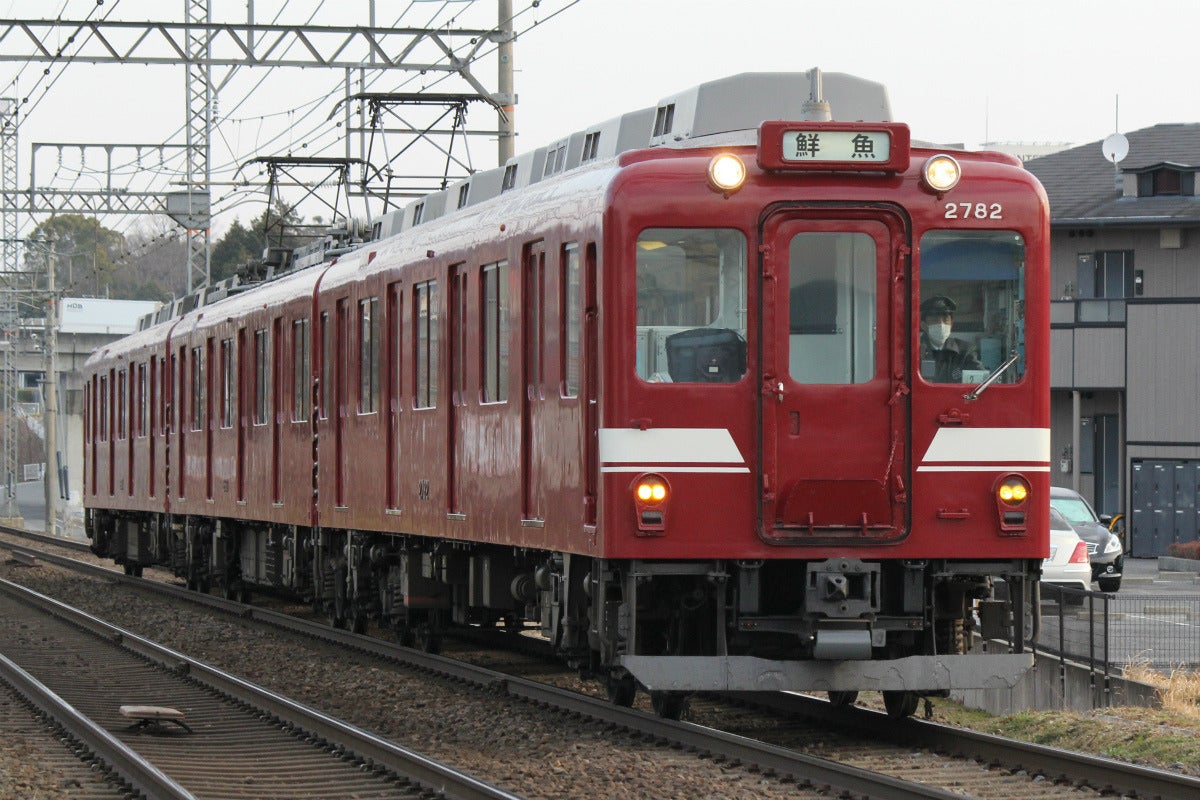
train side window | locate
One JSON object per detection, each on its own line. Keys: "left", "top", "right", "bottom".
{"left": 481, "top": 261, "right": 509, "bottom": 403}
{"left": 254, "top": 328, "right": 270, "bottom": 425}
{"left": 116, "top": 369, "right": 127, "bottom": 440}
{"left": 788, "top": 232, "right": 877, "bottom": 384}
{"left": 358, "top": 298, "right": 379, "bottom": 414}
{"left": 191, "top": 346, "right": 204, "bottom": 431}
{"left": 634, "top": 228, "right": 747, "bottom": 383}
{"left": 136, "top": 363, "right": 147, "bottom": 437}
{"left": 319, "top": 312, "right": 331, "bottom": 419}
{"left": 99, "top": 373, "right": 108, "bottom": 441}
{"left": 918, "top": 230, "right": 1026, "bottom": 385}
{"left": 292, "top": 319, "right": 309, "bottom": 420}
{"left": 220, "top": 338, "right": 234, "bottom": 428}
{"left": 414, "top": 280, "right": 439, "bottom": 408}
{"left": 562, "top": 243, "right": 581, "bottom": 397}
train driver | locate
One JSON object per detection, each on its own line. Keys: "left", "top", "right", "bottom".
{"left": 918, "top": 294, "right": 984, "bottom": 383}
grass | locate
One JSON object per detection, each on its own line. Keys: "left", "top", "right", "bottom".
{"left": 923, "top": 664, "right": 1200, "bottom": 775}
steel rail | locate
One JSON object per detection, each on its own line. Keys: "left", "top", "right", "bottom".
{"left": 0, "top": 575, "right": 523, "bottom": 800}
{"left": 731, "top": 691, "right": 1200, "bottom": 800}
{"left": 0, "top": 651, "right": 196, "bottom": 800}
{"left": 0, "top": 541, "right": 979, "bottom": 800}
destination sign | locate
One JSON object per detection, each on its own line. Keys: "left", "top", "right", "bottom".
{"left": 756, "top": 121, "right": 911, "bottom": 173}
{"left": 782, "top": 129, "right": 891, "bottom": 163}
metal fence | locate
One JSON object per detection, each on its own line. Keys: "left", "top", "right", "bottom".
{"left": 1036, "top": 584, "right": 1200, "bottom": 672}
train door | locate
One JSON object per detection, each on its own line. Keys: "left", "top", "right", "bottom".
{"left": 448, "top": 264, "right": 468, "bottom": 516}
{"left": 385, "top": 284, "right": 402, "bottom": 510}
{"left": 759, "top": 209, "right": 910, "bottom": 542}
{"left": 236, "top": 328, "right": 247, "bottom": 502}
{"left": 335, "top": 299, "right": 348, "bottom": 507}
{"left": 206, "top": 338, "right": 215, "bottom": 501}
{"left": 522, "top": 241, "right": 546, "bottom": 523}
{"left": 272, "top": 317, "right": 283, "bottom": 504}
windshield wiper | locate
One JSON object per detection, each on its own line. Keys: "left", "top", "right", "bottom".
{"left": 963, "top": 351, "right": 1020, "bottom": 401}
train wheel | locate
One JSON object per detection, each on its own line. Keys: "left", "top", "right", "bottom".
{"left": 827, "top": 691, "right": 859, "bottom": 707}
{"left": 502, "top": 613, "right": 522, "bottom": 634}
{"left": 606, "top": 671, "right": 637, "bottom": 707}
{"left": 414, "top": 624, "right": 441, "bottom": 654}
{"left": 394, "top": 624, "right": 416, "bottom": 647}
{"left": 650, "top": 691, "right": 689, "bottom": 720}
{"left": 883, "top": 690, "right": 919, "bottom": 718}
{"left": 349, "top": 609, "right": 369, "bottom": 635}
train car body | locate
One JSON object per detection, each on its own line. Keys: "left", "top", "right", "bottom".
{"left": 84, "top": 72, "right": 1050, "bottom": 717}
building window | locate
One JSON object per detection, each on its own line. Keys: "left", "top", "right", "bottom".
{"left": 481, "top": 261, "right": 509, "bottom": 403}
{"left": 359, "top": 297, "right": 379, "bottom": 413}
{"left": 562, "top": 243, "right": 581, "bottom": 397}
{"left": 220, "top": 338, "right": 234, "bottom": 428}
{"left": 414, "top": 281, "right": 439, "bottom": 408}
{"left": 292, "top": 319, "right": 309, "bottom": 421}
{"left": 191, "top": 347, "right": 204, "bottom": 431}
{"left": 255, "top": 328, "right": 269, "bottom": 425}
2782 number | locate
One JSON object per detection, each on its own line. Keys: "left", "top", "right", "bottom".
{"left": 944, "top": 202, "right": 1002, "bottom": 220}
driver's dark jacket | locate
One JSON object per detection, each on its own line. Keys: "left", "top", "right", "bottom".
{"left": 919, "top": 333, "right": 983, "bottom": 383}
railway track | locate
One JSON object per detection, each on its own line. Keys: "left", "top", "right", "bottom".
{"left": 5, "top": 529, "right": 1200, "bottom": 800}
{"left": 0, "top": 574, "right": 521, "bottom": 800}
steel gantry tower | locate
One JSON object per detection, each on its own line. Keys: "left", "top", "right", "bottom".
{"left": 0, "top": 97, "right": 17, "bottom": 520}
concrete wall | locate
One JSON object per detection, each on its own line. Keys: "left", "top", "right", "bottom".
{"left": 956, "top": 648, "right": 1160, "bottom": 714}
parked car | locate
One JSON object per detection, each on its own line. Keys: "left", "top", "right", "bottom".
{"left": 1041, "top": 507, "right": 1091, "bottom": 594}
{"left": 1049, "top": 486, "right": 1124, "bottom": 592}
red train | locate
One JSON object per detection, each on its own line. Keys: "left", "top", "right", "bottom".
{"left": 84, "top": 72, "right": 1050, "bottom": 718}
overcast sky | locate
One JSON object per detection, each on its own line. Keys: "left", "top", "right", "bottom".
{"left": 1, "top": 0, "right": 1197, "bottom": 244}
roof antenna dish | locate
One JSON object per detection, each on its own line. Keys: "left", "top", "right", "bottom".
{"left": 1101, "top": 132, "right": 1129, "bottom": 164}
{"left": 802, "top": 67, "right": 832, "bottom": 122}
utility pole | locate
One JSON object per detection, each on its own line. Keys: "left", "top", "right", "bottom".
{"left": 43, "top": 238, "right": 58, "bottom": 536}
{"left": 497, "top": 0, "right": 516, "bottom": 164}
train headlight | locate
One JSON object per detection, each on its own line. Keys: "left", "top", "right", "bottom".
{"left": 922, "top": 154, "right": 961, "bottom": 193}
{"left": 632, "top": 474, "right": 670, "bottom": 535}
{"left": 707, "top": 153, "right": 746, "bottom": 195}
{"left": 993, "top": 473, "right": 1031, "bottom": 535}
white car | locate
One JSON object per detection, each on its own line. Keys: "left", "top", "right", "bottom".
{"left": 1041, "top": 507, "right": 1091, "bottom": 593}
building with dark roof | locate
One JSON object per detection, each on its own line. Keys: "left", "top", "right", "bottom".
{"left": 1024, "top": 124, "right": 1200, "bottom": 556}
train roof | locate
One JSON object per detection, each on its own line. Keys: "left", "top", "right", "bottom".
{"left": 140, "top": 70, "right": 891, "bottom": 333}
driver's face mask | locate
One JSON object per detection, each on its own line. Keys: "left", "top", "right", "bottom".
{"left": 925, "top": 322, "right": 951, "bottom": 348}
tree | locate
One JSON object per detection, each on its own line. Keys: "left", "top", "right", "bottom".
{"left": 210, "top": 203, "right": 307, "bottom": 283}
{"left": 24, "top": 215, "right": 172, "bottom": 301}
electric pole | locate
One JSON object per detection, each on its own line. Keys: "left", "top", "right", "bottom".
{"left": 43, "top": 238, "right": 58, "bottom": 536}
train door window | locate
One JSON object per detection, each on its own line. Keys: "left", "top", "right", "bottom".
{"left": 634, "top": 228, "right": 747, "bottom": 383}
{"left": 220, "top": 338, "right": 234, "bottom": 428}
{"left": 918, "top": 230, "right": 1026, "bottom": 384}
{"left": 292, "top": 319, "right": 309, "bottom": 421}
{"left": 524, "top": 243, "right": 545, "bottom": 398}
{"left": 254, "top": 328, "right": 269, "bottom": 424}
{"left": 99, "top": 374, "right": 108, "bottom": 441}
{"left": 451, "top": 266, "right": 468, "bottom": 405}
{"left": 561, "top": 242, "right": 581, "bottom": 397}
{"left": 389, "top": 284, "right": 403, "bottom": 407}
{"left": 319, "top": 311, "right": 331, "bottom": 419}
{"left": 414, "top": 280, "right": 439, "bottom": 408}
{"left": 481, "top": 261, "right": 509, "bottom": 403}
{"left": 788, "top": 232, "right": 877, "bottom": 384}
{"left": 358, "top": 297, "right": 379, "bottom": 414}
{"left": 116, "top": 370, "right": 127, "bottom": 440}
{"left": 136, "top": 363, "right": 147, "bottom": 437}
{"left": 191, "top": 346, "right": 204, "bottom": 431}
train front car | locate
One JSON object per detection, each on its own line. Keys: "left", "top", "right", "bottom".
{"left": 595, "top": 119, "right": 1049, "bottom": 716}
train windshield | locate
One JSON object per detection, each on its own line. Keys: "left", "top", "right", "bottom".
{"left": 634, "top": 228, "right": 747, "bottom": 383}
{"left": 918, "top": 230, "right": 1026, "bottom": 385}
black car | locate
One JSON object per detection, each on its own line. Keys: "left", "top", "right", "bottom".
{"left": 1049, "top": 486, "right": 1124, "bottom": 592}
